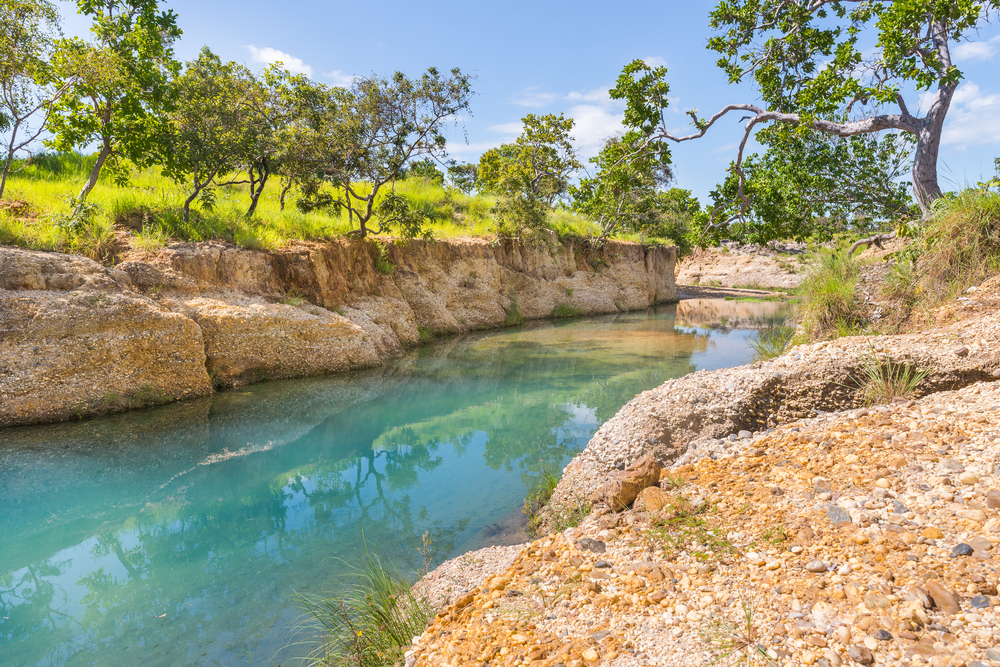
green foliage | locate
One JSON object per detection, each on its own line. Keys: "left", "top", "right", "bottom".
{"left": 523, "top": 469, "right": 560, "bottom": 537}
{"left": 705, "top": 127, "right": 916, "bottom": 245}
{"left": 852, "top": 345, "right": 929, "bottom": 406}
{"left": 403, "top": 158, "right": 444, "bottom": 185}
{"left": 0, "top": 0, "right": 64, "bottom": 200}
{"left": 45, "top": 0, "right": 182, "bottom": 205}
{"left": 446, "top": 160, "right": 477, "bottom": 194}
{"left": 478, "top": 113, "right": 581, "bottom": 239}
{"left": 747, "top": 324, "right": 795, "bottom": 361}
{"left": 371, "top": 239, "right": 396, "bottom": 275}
{"left": 549, "top": 303, "right": 581, "bottom": 319}
{"left": 297, "top": 548, "right": 431, "bottom": 667}
{"left": 503, "top": 290, "right": 525, "bottom": 327}
{"left": 324, "top": 67, "right": 473, "bottom": 238}
{"left": 799, "top": 251, "right": 864, "bottom": 340}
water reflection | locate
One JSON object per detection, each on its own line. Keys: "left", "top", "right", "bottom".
{"left": 0, "top": 302, "right": 792, "bottom": 666}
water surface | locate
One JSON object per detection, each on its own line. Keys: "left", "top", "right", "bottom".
{"left": 0, "top": 301, "right": 792, "bottom": 666}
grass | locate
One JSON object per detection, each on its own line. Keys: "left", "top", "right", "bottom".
{"left": 747, "top": 324, "right": 796, "bottom": 361}
{"left": 549, "top": 303, "right": 582, "bottom": 319}
{"left": 645, "top": 493, "right": 736, "bottom": 562}
{"left": 698, "top": 598, "right": 777, "bottom": 666}
{"left": 851, "top": 344, "right": 929, "bottom": 406}
{"left": 797, "top": 250, "right": 865, "bottom": 340}
{"left": 296, "top": 548, "right": 431, "bottom": 667}
{"left": 523, "top": 469, "right": 561, "bottom": 537}
{"left": 503, "top": 290, "right": 525, "bottom": 327}
{"left": 0, "top": 152, "right": 608, "bottom": 260}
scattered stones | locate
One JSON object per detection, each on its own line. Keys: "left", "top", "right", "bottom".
{"left": 987, "top": 490, "right": 1000, "bottom": 510}
{"left": 873, "top": 629, "right": 893, "bottom": 641}
{"left": 969, "top": 536, "right": 993, "bottom": 551}
{"left": 922, "top": 527, "right": 945, "bottom": 540}
{"left": 959, "top": 472, "right": 980, "bottom": 485}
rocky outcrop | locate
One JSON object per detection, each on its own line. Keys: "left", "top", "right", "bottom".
{"left": 675, "top": 242, "right": 809, "bottom": 290}
{"left": 0, "top": 237, "right": 677, "bottom": 427}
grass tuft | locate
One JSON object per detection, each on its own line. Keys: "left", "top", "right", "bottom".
{"left": 798, "top": 250, "right": 865, "bottom": 340}
{"left": 747, "top": 324, "right": 795, "bottom": 361}
{"left": 852, "top": 344, "right": 929, "bottom": 406}
{"left": 296, "top": 548, "right": 431, "bottom": 667}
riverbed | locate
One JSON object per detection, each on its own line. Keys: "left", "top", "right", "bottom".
{"left": 0, "top": 300, "right": 792, "bottom": 666}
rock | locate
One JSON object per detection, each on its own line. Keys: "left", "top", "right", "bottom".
{"left": 827, "top": 504, "right": 852, "bottom": 525}
{"left": 597, "top": 455, "right": 662, "bottom": 511}
{"left": 635, "top": 485, "right": 672, "bottom": 512}
{"left": 594, "top": 560, "right": 612, "bottom": 569}
{"left": 950, "top": 543, "right": 974, "bottom": 557}
{"left": 921, "top": 527, "right": 945, "bottom": 540}
{"left": 738, "top": 430, "right": 752, "bottom": 439}
{"left": 835, "top": 627, "right": 852, "bottom": 645}
{"left": 852, "top": 532, "right": 870, "bottom": 545}
{"left": 806, "top": 559, "right": 827, "bottom": 572}
{"left": 906, "top": 585, "right": 933, "bottom": 609}
{"left": 959, "top": 472, "right": 980, "bottom": 485}
{"left": 847, "top": 645, "right": 874, "bottom": 665}
{"left": 873, "top": 630, "right": 892, "bottom": 641}
{"left": 970, "top": 595, "right": 991, "bottom": 609}
{"left": 968, "top": 536, "right": 993, "bottom": 551}
{"left": 577, "top": 538, "right": 606, "bottom": 554}
{"left": 864, "top": 592, "right": 891, "bottom": 610}
{"left": 987, "top": 490, "right": 1000, "bottom": 510}
{"left": 582, "top": 648, "right": 599, "bottom": 662}
{"left": 958, "top": 509, "right": 990, "bottom": 522}
{"left": 924, "top": 580, "right": 961, "bottom": 614}
{"left": 955, "top": 347, "right": 970, "bottom": 357}
{"left": 875, "top": 478, "right": 891, "bottom": 489}
{"left": 987, "top": 649, "right": 1000, "bottom": 661}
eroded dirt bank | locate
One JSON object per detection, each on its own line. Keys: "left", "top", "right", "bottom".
{"left": 409, "top": 278, "right": 1000, "bottom": 667}
{"left": 0, "top": 237, "right": 676, "bottom": 427}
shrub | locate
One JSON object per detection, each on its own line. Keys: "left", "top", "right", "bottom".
{"left": 798, "top": 251, "right": 864, "bottom": 339}
{"left": 550, "top": 303, "right": 581, "bottom": 319}
{"left": 852, "top": 345, "right": 929, "bottom": 406}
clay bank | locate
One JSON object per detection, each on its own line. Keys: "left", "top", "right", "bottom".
{"left": 0, "top": 237, "right": 677, "bottom": 427}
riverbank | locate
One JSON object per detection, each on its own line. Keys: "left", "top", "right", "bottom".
{"left": 0, "top": 236, "right": 677, "bottom": 427}
{"left": 407, "top": 276, "right": 1000, "bottom": 666}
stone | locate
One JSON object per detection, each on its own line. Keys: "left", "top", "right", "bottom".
{"left": 814, "top": 478, "right": 833, "bottom": 494}
{"left": 864, "top": 592, "right": 891, "bottom": 611}
{"left": 921, "top": 527, "right": 944, "bottom": 540}
{"left": 806, "top": 559, "right": 827, "bottom": 573}
{"left": 950, "top": 543, "right": 974, "bottom": 557}
{"left": 835, "top": 627, "right": 852, "bottom": 645}
{"left": 577, "top": 538, "right": 606, "bottom": 554}
{"left": 958, "top": 509, "right": 989, "bottom": 522}
{"left": 597, "top": 454, "right": 661, "bottom": 511}
{"left": 969, "top": 536, "right": 993, "bottom": 551}
{"left": 987, "top": 490, "right": 1000, "bottom": 510}
{"left": 827, "top": 504, "right": 852, "bottom": 526}
{"left": 738, "top": 430, "right": 752, "bottom": 439}
{"left": 986, "top": 649, "right": 1000, "bottom": 661}
{"left": 875, "top": 478, "right": 891, "bottom": 489}
{"left": 959, "top": 472, "right": 980, "bottom": 485}
{"left": 635, "top": 485, "right": 671, "bottom": 512}
{"left": 970, "top": 595, "right": 991, "bottom": 609}
{"left": 594, "top": 560, "right": 612, "bottom": 569}
{"left": 873, "top": 630, "right": 892, "bottom": 641}
{"left": 847, "top": 645, "right": 874, "bottom": 665}
{"left": 906, "top": 585, "right": 933, "bottom": 609}
{"left": 955, "top": 347, "right": 970, "bottom": 357}
{"left": 582, "top": 648, "right": 599, "bottom": 662}
{"left": 924, "top": 580, "right": 961, "bottom": 614}
{"left": 863, "top": 636, "right": 878, "bottom": 651}
{"left": 852, "top": 532, "right": 870, "bottom": 545}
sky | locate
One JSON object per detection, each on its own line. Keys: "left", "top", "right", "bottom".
{"left": 53, "top": 0, "right": 1000, "bottom": 205}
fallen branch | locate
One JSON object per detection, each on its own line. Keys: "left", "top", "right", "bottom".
{"left": 849, "top": 232, "right": 896, "bottom": 256}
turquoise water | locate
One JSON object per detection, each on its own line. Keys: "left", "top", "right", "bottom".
{"left": 0, "top": 302, "right": 791, "bottom": 666}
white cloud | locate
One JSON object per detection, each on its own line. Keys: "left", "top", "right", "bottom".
{"left": 953, "top": 36, "right": 1000, "bottom": 62}
{"left": 940, "top": 81, "right": 1000, "bottom": 148}
{"left": 324, "top": 69, "right": 355, "bottom": 87}
{"left": 488, "top": 121, "right": 524, "bottom": 136}
{"left": 643, "top": 56, "right": 669, "bottom": 68}
{"left": 509, "top": 88, "right": 557, "bottom": 107}
{"left": 246, "top": 45, "right": 313, "bottom": 77}
{"left": 567, "top": 88, "right": 607, "bottom": 103}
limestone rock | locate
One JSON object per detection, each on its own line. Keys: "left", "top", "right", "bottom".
{"left": 635, "top": 485, "right": 672, "bottom": 512}
{"left": 924, "top": 580, "right": 961, "bottom": 614}
{"left": 0, "top": 289, "right": 211, "bottom": 426}
{"left": 597, "top": 455, "right": 662, "bottom": 511}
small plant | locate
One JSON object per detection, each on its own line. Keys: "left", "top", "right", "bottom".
{"left": 547, "top": 493, "right": 592, "bottom": 533}
{"left": 416, "top": 326, "right": 434, "bottom": 344}
{"left": 851, "top": 344, "right": 929, "bottom": 405}
{"left": 297, "top": 548, "right": 432, "bottom": 667}
{"left": 747, "top": 324, "right": 795, "bottom": 361}
{"left": 549, "top": 303, "right": 581, "bottom": 319}
{"left": 282, "top": 288, "right": 307, "bottom": 307}
{"left": 372, "top": 240, "right": 396, "bottom": 275}
{"left": 699, "top": 598, "right": 776, "bottom": 666}
{"left": 799, "top": 250, "right": 865, "bottom": 340}
{"left": 523, "top": 468, "right": 561, "bottom": 537}
{"left": 564, "top": 287, "right": 574, "bottom": 296}
{"left": 504, "top": 290, "right": 525, "bottom": 327}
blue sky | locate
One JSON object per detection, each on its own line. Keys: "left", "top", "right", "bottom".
{"left": 55, "top": 1, "right": 1000, "bottom": 204}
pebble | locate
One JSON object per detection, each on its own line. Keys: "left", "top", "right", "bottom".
{"left": 849, "top": 645, "right": 875, "bottom": 665}
{"left": 873, "top": 630, "right": 892, "bottom": 641}
{"left": 959, "top": 472, "right": 979, "bottom": 485}
{"left": 805, "top": 559, "right": 826, "bottom": 572}
{"left": 950, "top": 543, "right": 974, "bottom": 558}
{"left": 970, "top": 595, "right": 991, "bottom": 609}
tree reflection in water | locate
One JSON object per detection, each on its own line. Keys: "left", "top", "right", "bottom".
{"left": 0, "top": 303, "right": 791, "bottom": 666}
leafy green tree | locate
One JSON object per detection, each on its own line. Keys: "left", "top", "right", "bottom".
{"left": 161, "top": 48, "right": 258, "bottom": 222}
{"left": 45, "top": 0, "right": 181, "bottom": 208}
{"left": 705, "top": 126, "right": 915, "bottom": 244}
{"left": 0, "top": 0, "right": 70, "bottom": 200}
{"left": 403, "top": 157, "right": 445, "bottom": 185}
{"left": 322, "top": 67, "right": 473, "bottom": 238}
{"left": 446, "top": 160, "right": 477, "bottom": 194}
{"left": 615, "top": 1, "right": 998, "bottom": 232}
{"left": 477, "top": 113, "right": 581, "bottom": 238}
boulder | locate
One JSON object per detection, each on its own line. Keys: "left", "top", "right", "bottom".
{"left": 635, "top": 485, "right": 672, "bottom": 513}
{"left": 596, "top": 455, "right": 662, "bottom": 511}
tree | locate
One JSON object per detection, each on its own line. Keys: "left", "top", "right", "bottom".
{"left": 403, "top": 157, "right": 445, "bottom": 185}
{"left": 705, "top": 126, "right": 916, "bottom": 244}
{"left": 322, "top": 67, "right": 472, "bottom": 238}
{"left": 476, "top": 113, "right": 581, "bottom": 238}
{"left": 614, "top": 1, "right": 999, "bottom": 232}
{"left": 446, "top": 160, "right": 477, "bottom": 194}
{"left": 161, "top": 48, "right": 258, "bottom": 222}
{"left": 0, "top": 0, "right": 71, "bottom": 200}
{"left": 45, "top": 0, "right": 181, "bottom": 208}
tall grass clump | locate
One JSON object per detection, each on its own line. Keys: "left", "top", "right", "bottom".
{"left": 747, "top": 324, "right": 796, "bottom": 361}
{"left": 917, "top": 189, "right": 1000, "bottom": 304}
{"left": 851, "top": 344, "right": 929, "bottom": 405}
{"left": 523, "top": 468, "right": 561, "bottom": 537}
{"left": 297, "top": 550, "right": 431, "bottom": 667}
{"left": 798, "top": 250, "right": 865, "bottom": 339}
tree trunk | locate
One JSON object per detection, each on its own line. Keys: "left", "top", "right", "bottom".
{"left": 78, "top": 137, "right": 113, "bottom": 204}
{"left": 245, "top": 160, "right": 270, "bottom": 218}
{"left": 912, "top": 83, "right": 956, "bottom": 216}
{"left": 0, "top": 119, "right": 23, "bottom": 201}
{"left": 279, "top": 179, "right": 292, "bottom": 211}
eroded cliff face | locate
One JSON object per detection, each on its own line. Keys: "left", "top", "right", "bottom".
{"left": 1, "top": 237, "right": 676, "bottom": 427}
